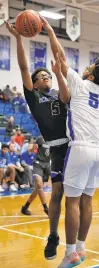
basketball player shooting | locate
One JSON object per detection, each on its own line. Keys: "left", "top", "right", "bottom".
{"left": 41, "top": 17, "right": 99, "bottom": 268}
{"left": 5, "top": 17, "right": 68, "bottom": 261}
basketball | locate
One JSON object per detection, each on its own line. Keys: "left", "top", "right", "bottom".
{"left": 15, "top": 10, "right": 42, "bottom": 37}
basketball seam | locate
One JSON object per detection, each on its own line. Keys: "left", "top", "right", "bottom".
{"left": 35, "top": 13, "right": 42, "bottom": 33}
{"left": 33, "top": 13, "right": 41, "bottom": 33}
{"left": 25, "top": 11, "right": 34, "bottom": 36}
{"left": 19, "top": 15, "right": 24, "bottom": 36}
{"left": 16, "top": 15, "right": 22, "bottom": 35}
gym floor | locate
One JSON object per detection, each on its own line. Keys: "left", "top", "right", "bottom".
{"left": 0, "top": 188, "right": 99, "bottom": 268}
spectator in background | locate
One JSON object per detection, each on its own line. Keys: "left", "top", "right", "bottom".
{"left": 6, "top": 116, "right": 16, "bottom": 136}
{"left": 7, "top": 133, "right": 21, "bottom": 154}
{"left": 0, "top": 89, "right": 4, "bottom": 101}
{"left": 12, "top": 92, "right": 28, "bottom": 113}
{"left": 17, "top": 93, "right": 28, "bottom": 113}
{"left": 9, "top": 143, "right": 27, "bottom": 189}
{"left": 20, "top": 143, "right": 37, "bottom": 188}
{"left": 15, "top": 128, "right": 25, "bottom": 147}
{"left": 12, "top": 92, "right": 20, "bottom": 113}
{"left": 12, "top": 86, "right": 17, "bottom": 95}
{"left": 0, "top": 144, "right": 17, "bottom": 192}
{"left": 21, "top": 136, "right": 37, "bottom": 154}
{"left": 3, "top": 84, "right": 13, "bottom": 101}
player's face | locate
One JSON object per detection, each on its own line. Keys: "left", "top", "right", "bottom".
{"left": 34, "top": 71, "right": 52, "bottom": 92}
{"left": 82, "top": 63, "right": 95, "bottom": 80}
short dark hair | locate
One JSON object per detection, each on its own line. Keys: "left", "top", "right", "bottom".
{"left": 1, "top": 144, "right": 9, "bottom": 149}
{"left": 31, "top": 68, "right": 51, "bottom": 84}
{"left": 93, "top": 59, "right": 99, "bottom": 85}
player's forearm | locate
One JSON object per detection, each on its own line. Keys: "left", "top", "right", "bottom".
{"left": 47, "top": 27, "right": 66, "bottom": 61}
{"left": 56, "top": 72, "right": 70, "bottom": 103}
{"left": 16, "top": 36, "right": 29, "bottom": 70}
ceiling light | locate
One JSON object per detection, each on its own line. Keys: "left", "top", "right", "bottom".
{"left": 39, "top": 10, "right": 65, "bottom": 20}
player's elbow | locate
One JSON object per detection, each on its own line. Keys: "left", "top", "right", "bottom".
{"left": 19, "top": 64, "right": 28, "bottom": 72}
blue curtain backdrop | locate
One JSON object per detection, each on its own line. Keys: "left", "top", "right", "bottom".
{"left": 64, "top": 47, "right": 79, "bottom": 72}
{"left": 30, "top": 41, "right": 47, "bottom": 73}
{"left": 0, "top": 35, "right": 10, "bottom": 70}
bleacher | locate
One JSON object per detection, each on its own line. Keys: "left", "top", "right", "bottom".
{"left": 0, "top": 100, "right": 40, "bottom": 142}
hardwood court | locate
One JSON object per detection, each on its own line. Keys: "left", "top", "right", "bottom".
{"left": 0, "top": 189, "right": 99, "bottom": 268}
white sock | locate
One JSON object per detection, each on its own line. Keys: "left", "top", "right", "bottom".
{"left": 76, "top": 239, "right": 85, "bottom": 251}
{"left": 66, "top": 244, "right": 76, "bottom": 256}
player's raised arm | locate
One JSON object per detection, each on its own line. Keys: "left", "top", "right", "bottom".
{"left": 5, "top": 21, "right": 33, "bottom": 91}
{"left": 41, "top": 17, "right": 69, "bottom": 77}
{"left": 51, "top": 53, "right": 70, "bottom": 103}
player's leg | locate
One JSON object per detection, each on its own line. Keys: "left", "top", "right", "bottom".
{"left": 21, "top": 163, "right": 48, "bottom": 215}
{"left": 58, "top": 145, "right": 92, "bottom": 268}
{"left": 76, "top": 192, "right": 94, "bottom": 261}
{"left": 21, "top": 188, "right": 37, "bottom": 215}
{"left": 0, "top": 168, "right": 5, "bottom": 192}
{"left": 34, "top": 172, "right": 49, "bottom": 215}
{"left": 44, "top": 143, "right": 68, "bottom": 260}
{"left": 76, "top": 160, "right": 98, "bottom": 261}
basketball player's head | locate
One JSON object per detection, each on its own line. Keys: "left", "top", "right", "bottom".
{"left": 82, "top": 59, "right": 99, "bottom": 85}
{"left": 31, "top": 67, "right": 52, "bottom": 92}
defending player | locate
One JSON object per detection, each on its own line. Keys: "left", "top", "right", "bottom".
{"left": 40, "top": 17, "right": 99, "bottom": 267}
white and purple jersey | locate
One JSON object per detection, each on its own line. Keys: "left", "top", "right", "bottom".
{"left": 67, "top": 67, "right": 99, "bottom": 145}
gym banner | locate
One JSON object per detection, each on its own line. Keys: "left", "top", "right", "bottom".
{"left": 66, "top": 6, "right": 81, "bottom": 42}
{"left": 89, "top": 51, "right": 99, "bottom": 65}
{"left": 0, "top": 35, "right": 10, "bottom": 70}
{"left": 30, "top": 41, "right": 47, "bottom": 73}
{"left": 64, "top": 47, "right": 79, "bottom": 72}
{"left": 0, "top": 0, "right": 9, "bottom": 26}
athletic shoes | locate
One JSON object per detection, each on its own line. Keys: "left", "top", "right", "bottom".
{"left": 44, "top": 207, "right": 48, "bottom": 215}
{"left": 44, "top": 234, "right": 59, "bottom": 259}
{"left": 58, "top": 252, "right": 81, "bottom": 268}
{"left": 9, "top": 184, "right": 17, "bottom": 191}
{"left": 77, "top": 250, "right": 86, "bottom": 262}
{"left": 21, "top": 206, "right": 32, "bottom": 215}
{"left": 0, "top": 185, "right": 4, "bottom": 192}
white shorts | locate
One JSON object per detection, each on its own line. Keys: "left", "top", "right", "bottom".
{"left": 63, "top": 145, "right": 99, "bottom": 197}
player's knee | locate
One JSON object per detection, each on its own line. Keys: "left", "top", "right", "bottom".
{"left": 65, "top": 196, "right": 80, "bottom": 211}
{"left": 80, "top": 194, "right": 92, "bottom": 210}
{"left": 35, "top": 181, "right": 43, "bottom": 191}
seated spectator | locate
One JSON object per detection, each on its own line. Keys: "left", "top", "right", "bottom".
{"left": 0, "top": 89, "right": 4, "bottom": 101}
{"left": 9, "top": 143, "right": 28, "bottom": 189}
{"left": 3, "top": 84, "right": 13, "bottom": 101}
{"left": 12, "top": 93, "right": 20, "bottom": 113}
{"left": 17, "top": 93, "right": 28, "bottom": 113}
{"left": 12, "top": 86, "right": 17, "bottom": 95}
{"left": 7, "top": 133, "right": 21, "bottom": 154}
{"left": 0, "top": 144, "right": 17, "bottom": 192}
{"left": 12, "top": 92, "right": 28, "bottom": 113}
{"left": 6, "top": 116, "right": 16, "bottom": 135}
{"left": 21, "top": 136, "right": 37, "bottom": 154}
{"left": 20, "top": 143, "right": 37, "bottom": 188}
{"left": 15, "top": 128, "right": 25, "bottom": 147}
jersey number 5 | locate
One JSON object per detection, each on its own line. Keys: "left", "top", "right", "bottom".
{"left": 89, "top": 92, "right": 98, "bottom": 109}
{"left": 51, "top": 102, "right": 60, "bottom": 115}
